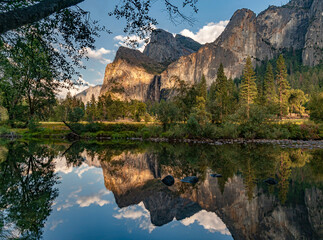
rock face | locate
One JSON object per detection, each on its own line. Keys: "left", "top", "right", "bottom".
{"left": 143, "top": 29, "right": 202, "bottom": 63}
{"left": 100, "top": 0, "right": 322, "bottom": 101}
{"left": 100, "top": 47, "right": 164, "bottom": 101}
{"left": 75, "top": 85, "right": 102, "bottom": 104}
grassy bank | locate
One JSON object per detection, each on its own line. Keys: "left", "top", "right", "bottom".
{"left": 1, "top": 120, "right": 322, "bottom": 141}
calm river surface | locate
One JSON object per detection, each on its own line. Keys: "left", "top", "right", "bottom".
{"left": 0, "top": 141, "right": 322, "bottom": 239}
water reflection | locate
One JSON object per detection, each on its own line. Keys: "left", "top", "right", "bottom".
{"left": 0, "top": 141, "right": 322, "bottom": 239}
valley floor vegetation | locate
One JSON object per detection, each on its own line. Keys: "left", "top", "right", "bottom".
{"left": 1, "top": 49, "right": 322, "bottom": 141}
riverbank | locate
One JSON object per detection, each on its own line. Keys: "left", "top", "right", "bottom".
{"left": 1, "top": 121, "right": 323, "bottom": 149}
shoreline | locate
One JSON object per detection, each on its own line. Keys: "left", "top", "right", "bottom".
{"left": 2, "top": 133, "right": 322, "bottom": 149}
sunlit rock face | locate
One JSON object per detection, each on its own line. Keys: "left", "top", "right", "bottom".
{"left": 162, "top": 0, "right": 322, "bottom": 88}
{"left": 100, "top": 47, "right": 164, "bottom": 101}
{"left": 100, "top": 0, "right": 322, "bottom": 102}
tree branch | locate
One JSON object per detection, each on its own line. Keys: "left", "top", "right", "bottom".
{"left": 0, "top": 0, "right": 84, "bottom": 34}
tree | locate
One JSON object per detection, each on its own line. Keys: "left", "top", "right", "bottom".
{"left": 263, "top": 63, "right": 277, "bottom": 105}
{"left": 190, "top": 96, "right": 210, "bottom": 125}
{"left": 239, "top": 56, "right": 258, "bottom": 119}
{"left": 85, "top": 94, "right": 97, "bottom": 122}
{"left": 0, "top": 0, "right": 199, "bottom": 42}
{"left": 308, "top": 91, "right": 323, "bottom": 122}
{"left": 214, "top": 63, "right": 233, "bottom": 122}
{"left": 207, "top": 81, "right": 217, "bottom": 123}
{"left": 197, "top": 74, "right": 207, "bottom": 100}
{"left": 276, "top": 54, "right": 290, "bottom": 119}
{"left": 156, "top": 100, "right": 179, "bottom": 130}
{"left": 288, "top": 89, "right": 308, "bottom": 117}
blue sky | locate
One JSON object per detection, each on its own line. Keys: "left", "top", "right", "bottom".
{"left": 69, "top": 0, "right": 287, "bottom": 94}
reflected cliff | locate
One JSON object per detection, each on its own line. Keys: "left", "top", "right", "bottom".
{"left": 0, "top": 141, "right": 322, "bottom": 239}
{"left": 82, "top": 142, "right": 322, "bottom": 240}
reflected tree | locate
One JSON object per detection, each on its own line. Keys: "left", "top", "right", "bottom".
{"left": 0, "top": 142, "right": 58, "bottom": 239}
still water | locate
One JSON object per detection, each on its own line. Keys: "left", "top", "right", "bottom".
{"left": 0, "top": 141, "right": 322, "bottom": 239}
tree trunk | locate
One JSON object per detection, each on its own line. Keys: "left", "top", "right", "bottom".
{"left": 0, "top": 0, "right": 84, "bottom": 34}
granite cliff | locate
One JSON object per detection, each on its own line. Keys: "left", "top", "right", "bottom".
{"left": 76, "top": 85, "right": 102, "bottom": 104}
{"left": 100, "top": 0, "right": 322, "bottom": 101}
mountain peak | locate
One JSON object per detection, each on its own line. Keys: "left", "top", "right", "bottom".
{"left": 143, "top": 28, "right": 201, "bottom": 64}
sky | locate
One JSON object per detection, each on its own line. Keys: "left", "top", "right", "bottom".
{"left": 65, "top": 0, "right": 288, "bottom": 95}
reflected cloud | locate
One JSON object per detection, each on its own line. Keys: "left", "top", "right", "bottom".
{"left": 75, "top": 163, "right": 95, "bottom": 178}
{"left": 54, "top": 156, "right": 73, "bottom": 174}
{"left": 181, "top": 210, "right": 231, "bottom": 235}
{"left": 50, "top": 220, "right": 64, "bottom": 231}
{"left": 114, "top": 202, "right": 156, "bottom": 233}
{"left": 76, "top": 190, "right": 110, "bottom": 207}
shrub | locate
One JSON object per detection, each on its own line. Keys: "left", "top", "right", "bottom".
{"left": 219, "top": 122, "right": 240, "bottom": 139}
{"left": 186, "top": 115, "right": 200, "bottom": 138}
{"left": 169, "top": 124, "right": 187, "bottom": 139}
{"left": 202, "top": 123, "right": 217, "bottom": 139}
{"left": 300, "top": 123, "right": 319, "bottom": 139}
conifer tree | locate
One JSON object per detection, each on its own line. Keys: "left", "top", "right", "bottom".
{"left": 207, "top": 81, "right": 217, "bottom": 123}
{"left": 239, "top": 56, "right": 258, "bottom": 119}
{"left": 197, "top": 74, "right": 207, "bottom": 100}
{"left": 276, "top": 54, "right": 290, "bottom": 119}
{"left": 264, "top": 62, "right": 276, "bottom": 104}
{"left": 215, "top": 63, "right": 230, "bottom": 122}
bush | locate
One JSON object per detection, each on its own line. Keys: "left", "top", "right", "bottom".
{"left": 27, "top": 119, "right": 41, "bottom": 132}
{"left": 169, "top": 124, "right": 187, "bottom": 139}
{"left": 186, "top": 115, "right": 200, "bottom": 138}
{"left": 300, "top": 123, "right": 319, "bottom": 139}
{"left": 219, "top": 122, "right": 240, "bottom": 139}
{"left": 201, "top": 123, "right": 217, "bottom": 139}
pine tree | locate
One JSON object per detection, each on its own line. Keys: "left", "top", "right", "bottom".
{"left": 239, "top": 56, "right": 258, "bottom": 119}
{"left": 264, "top": 63, "right": 276, "bottom": 104}
{"left": 276, "top": 54, "right": 290, "bottom": 119}
{"left": 197, "top": 74, "right": 207, "bottom": 100}
{"left": 207, "top": 81, "right": 217, "bottom": 123}
{"left": 215, "top": 63, "right": 229, "bottom": 122}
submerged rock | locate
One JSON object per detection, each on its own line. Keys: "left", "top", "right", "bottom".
{"left": 210, "top": 173, "right": 223, "bottom": 178}
{"left": 162, "top": 175, "right": 175, "bottom": 186}
{"left": 181, "top": 176, "right": 198, "bottom": 184}
{"left": 264, "top": 178, "right": 278, "bottom": 185}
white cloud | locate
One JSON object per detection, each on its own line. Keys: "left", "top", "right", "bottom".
{"left": 181, "top": 210, "right": 231, "bottom": 235}
{"left": 180, "top": 20, "right": 229, "bottom": 44}
{"left": 56, "top": 77, "right": 94, "bottom": 99}
{"left": 114, "top": 35, "right": 148, "bottom": 53}
{"left": 83, "top": 47, "right": 112, "bottom": 64}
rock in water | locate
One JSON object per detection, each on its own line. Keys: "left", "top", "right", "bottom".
{"left": 162, "top": 175, "right": 175, "bottom": 186}
{"left": 264, "top": 178, "right": 278, "bottom": 185}
{"left": 210, "top": 173, "right": 222, "bottom": 178}
{"left": 181, "top": 176, "right": 198, "bottom": 184}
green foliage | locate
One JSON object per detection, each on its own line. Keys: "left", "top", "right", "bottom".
{"left": 276, "top": 54, "right": 290, "bottom": 118}
{"left": 308, "top": 91, "right": 323, "bottom": 123}
{"left": 68, "top": 107, "right": 85, "bottom": 123}
{"left": 27, "top": 118, "right": 41, "bottom": 133}
{"left": 264, "top": 63, "right": 277, "bottom": 106}
{"left": 155, "top": 100, "right": 179, "bottom": 130}
{"left": 186, "top": 115, "right": 200, "bottom": 137}
{"left": 288, "top": 89, "right": 308, "bottom": 117}
{"left": 240, "top": 56, "right": 258, "bottom": 118}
